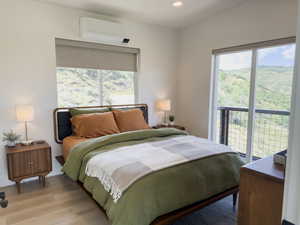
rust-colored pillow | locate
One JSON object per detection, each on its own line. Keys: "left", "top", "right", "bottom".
{"left": 113, "top": 109, "right": 150, "bottom": 132}
{"left": 71, "top": 112, "right": 120, "bottom": 138}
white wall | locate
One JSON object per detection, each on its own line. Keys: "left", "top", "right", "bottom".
{"left": 176, "top": 0, "right": 298, "bottom": 137}
{"left": 283, "top": 1, "right": 300, "bottom": 223}
{"left": 0, "top": 0, "right": 179, "bottom": 187}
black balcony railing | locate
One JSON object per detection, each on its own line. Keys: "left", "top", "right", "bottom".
{"left": 217, "top": 107, "right": 290, "bottom": 158}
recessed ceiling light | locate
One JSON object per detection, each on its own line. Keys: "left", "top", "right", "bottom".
{"left": 172, "top": 1, "right": 183, "bottom": 8}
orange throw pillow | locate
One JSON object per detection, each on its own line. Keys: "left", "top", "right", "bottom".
{"left": 71, "top": 112, "right": 120, "bottom": 138}
{"left": 113, "top": 109, "right": 150, "bottom": 132}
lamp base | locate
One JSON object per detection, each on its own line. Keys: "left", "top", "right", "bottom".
{"left": 21, "top": 140, "right": 34, "bottom": 146}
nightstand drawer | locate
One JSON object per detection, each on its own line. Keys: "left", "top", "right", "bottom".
{"left": 7, "top": 151, "right": 33, "bottom": 179}
{"left": 31, "top": 149, "right": 52, "bottom": 173}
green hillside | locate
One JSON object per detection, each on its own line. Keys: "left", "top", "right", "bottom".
{"left": 218, "top": 66, "right": 293, "bottom": 111}
{"left": 56, "top": 67, "right": 134, "bottom": 107}
{"left": 217, "top": 66, "right": 293, "bottom": 157}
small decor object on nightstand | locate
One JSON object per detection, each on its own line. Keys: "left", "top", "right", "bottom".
{"left": 16, "top": 105, "right": 34, "bottom": 145}
{"left": 6, "top": 141, "right": 52, "bottom": 193}
{"left": 2, "top": 130, "right": 21, "bottom": 148}
{"left": 169, "top": 115, "right": 175, "bottom": 125}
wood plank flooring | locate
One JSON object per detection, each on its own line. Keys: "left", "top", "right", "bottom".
{"left": 0, "top": 175, "right": 236, "bottom": 225}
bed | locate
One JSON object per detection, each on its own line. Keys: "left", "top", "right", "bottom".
{"left": 54, "top": 104, "right": 244, "bottom": 225}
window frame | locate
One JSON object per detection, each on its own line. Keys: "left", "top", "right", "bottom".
{"left": 209, "top": 37, "right": 296, "bottom": 162}
{"left": 56, "top": 67, "right": 139, "bottom": 107}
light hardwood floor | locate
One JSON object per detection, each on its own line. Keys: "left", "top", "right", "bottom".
{"left": 0, "top": 175, "right": 236, "bottom": 225}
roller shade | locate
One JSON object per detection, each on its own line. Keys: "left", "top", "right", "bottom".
{"left": 55, "top": 38, "right": 140, "bottom": 72}
{"left": 212, "top": 37, "right": 296, "bottom": 55}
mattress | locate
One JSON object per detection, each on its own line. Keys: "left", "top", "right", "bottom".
{"left": 63, "top": 136, "right": 89, "bottom": 160}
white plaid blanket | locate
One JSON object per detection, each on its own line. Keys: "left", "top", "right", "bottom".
{"left": 85, "top": 135, "right": 235, "bottom": 202}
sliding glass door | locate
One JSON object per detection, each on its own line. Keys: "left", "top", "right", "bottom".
{"left": 211, "top": 39, "right": 295, "bottom": 161}
{"left": 215, "top": 51, "right": 252, "bottom": 156}
{"left": 253, "top": 44, "right": 295, "bottom": 158}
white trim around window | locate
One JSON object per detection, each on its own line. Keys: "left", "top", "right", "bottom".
{"left": 209, "top": 37, "right": 296, "bottom": 162}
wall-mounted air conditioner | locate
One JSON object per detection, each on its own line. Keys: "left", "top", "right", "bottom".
{"left": 80, "top": 17, "right": 131, "bottom": 45}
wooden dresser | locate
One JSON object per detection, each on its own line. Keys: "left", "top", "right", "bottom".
{"left": 6, "top": 142, "right": 52, "bottom": 193}
{"left": 238, "top": 156, "right": 285, "bottom": 225}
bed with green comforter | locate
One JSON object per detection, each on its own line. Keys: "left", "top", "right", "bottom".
{"left": 62, "top": 128, "right": 244, "bottom": 225}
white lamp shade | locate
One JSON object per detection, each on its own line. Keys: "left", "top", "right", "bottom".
{"left": 156, "top": 99, "right": 171, "bottom": 111}
{"left": 16, "top": 105, "right": 34, "bottom": 122}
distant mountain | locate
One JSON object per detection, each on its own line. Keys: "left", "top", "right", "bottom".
{"left": 218, "top": 66, "right": 293, "bottom": 111}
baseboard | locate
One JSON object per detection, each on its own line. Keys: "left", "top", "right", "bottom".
{"left": 282, "top": 220, "right": 295, "bottom": 225}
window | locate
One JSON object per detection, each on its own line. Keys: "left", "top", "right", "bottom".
{"left": 55, "top": 38, "right": 139, "bottom": 107}
{"left": 57, "top": 67, "right": 135, "bottom": 107}
{"left": 210, "top": 37, "right": 296, "bottom": 161}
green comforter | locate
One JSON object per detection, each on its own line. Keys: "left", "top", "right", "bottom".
{"left": 62, "top": 128, "right": 244, "bottom": 225}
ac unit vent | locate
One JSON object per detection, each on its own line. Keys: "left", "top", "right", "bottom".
{"left": 80, "top": 17, "right": 130, "bottom": 45}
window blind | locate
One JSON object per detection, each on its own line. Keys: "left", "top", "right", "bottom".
{"left": 55, "top": 38, "right": 140, "bottom": 72}
{"left": 212, "top": 37, "right": 296, "bottom": 55}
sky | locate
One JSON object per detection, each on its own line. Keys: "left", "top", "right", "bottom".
{"left": 219, "top": 44, "right": 296, "bottom": 70}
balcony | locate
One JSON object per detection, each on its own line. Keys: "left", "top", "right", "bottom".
{"left": 217, "top": 107, "right": 290, "bottom": 159}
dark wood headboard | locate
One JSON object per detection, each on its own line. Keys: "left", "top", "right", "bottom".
{"left": 53, "top": 104, "right": 148, "bottom": 144}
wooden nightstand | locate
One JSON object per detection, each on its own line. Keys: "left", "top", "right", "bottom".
{"left": 6, "top": 142, "right": 52, "bottom": 193}
{"left": 152, "top": 124, "right": 186, "bottom": 131}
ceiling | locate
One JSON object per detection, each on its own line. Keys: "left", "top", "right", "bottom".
{"left": 39, "top": 0, "right": 246, "bottom": 28}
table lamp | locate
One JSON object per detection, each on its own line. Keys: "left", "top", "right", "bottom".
{"left": 16, "top": 105, "right": 34, "bottom": 145}
{"left": 156, "top": 99, "right": 171, "bottom": 125}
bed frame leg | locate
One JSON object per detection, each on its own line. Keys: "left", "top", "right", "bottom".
{"left": 232, "top": 192, "right": 238, "bottom": 208}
